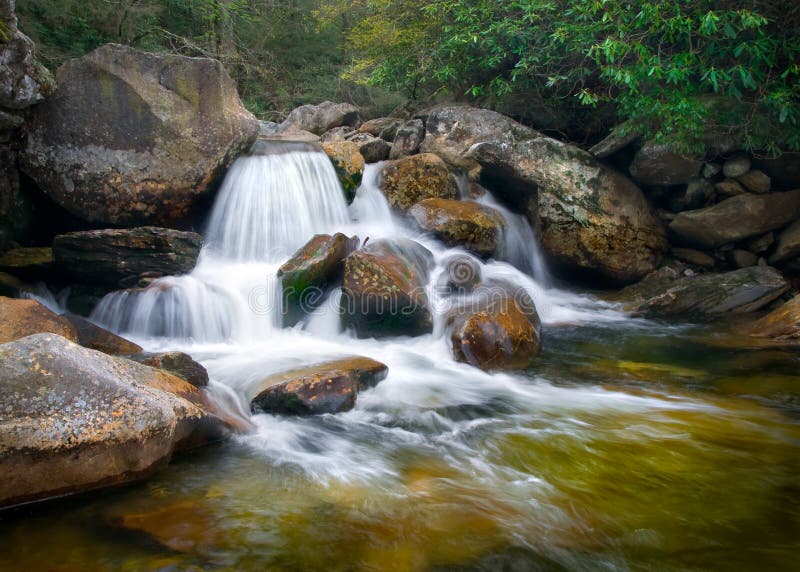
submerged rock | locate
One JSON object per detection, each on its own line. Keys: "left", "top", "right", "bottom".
{"left": 63, "top": 313, "right": 142, "bottom": 355}
{"left": 53, "top": 227, "right": 202, "bottom": 287}
{"left": 341, "top": 238, "right": 434, "bottom": 338}
{"left": 279, "top": 101, "right": 361, "bottom": 135}
{"left": 379, "top": 153, "right": 457, "bottom": 211}
{"left": 669, "top": 190, "right": 800, "bottom": 249}
{"left": 409, "top": 198, "right": 505, "bottom": 258}
{"left": 447, "top": 282, "right": 542, "bottom": 371}
{"left": 249, "top": 356, "right": 388, "bottom": 415}
{"left": 0, "top": 333, "right": 232, "bottom": 509}
{"left": 322, "top": 141, "right": 364, "bottom": 203}
{"left": 0, "top": 296, "right": 77, "bottom": 344}
{"left": 623, "top": 266, "right": 789, "bottom": 317}
{"left": 278, "top": 233, "right": 359, "bottom": 325}
{"left": 20, "top": 43, "right": 258, "bottom": 227}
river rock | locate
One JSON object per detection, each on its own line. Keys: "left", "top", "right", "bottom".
{"left": 624, "top": 266, "right": 789, "bottom": 317}
{"left": 53, "top": 227, "right": 202, "bottom": 287}
{"left": 420, "top": 106, "right": 536, "bottom": 172}
{"left": 358, "top": 117, "right": 403, "bottom": 141}
{"left": 249, "top": 356, "right": 388, "bottom": 415}
{"left": 379, "top": 153, "right": 457, "bottom": 211}
{"left": 278, "top": 233, "right": 359, "bottom": 325}
{"left": 389, "top": 119, "right": 425, "bottom": 159}
{"left": 322, "top": 140, "right": 364, "bottom": 203}
{"left": 745, "top": 232, "right": 775, "bottom": 254}
{"left": 0, "top": 333, "right": 232, "bottom": 509}
{"left": 769, "top": 219, "right": 800, "bottom": 265}
{"left": 0, "top": 0, "right": 54, "bottom": 110}
{"left": 130, "top": 351, "right": 210, "bottom": 388}
{"left": 348, "top": 132, "right": 391, "bottom": 163}
{"left": 727, "top": 249, "right": 758, "bottom": 269}
{"left": 409, "top": 198, "right": 505, "bottom": 258}
{"left": 447, "top": 283, "right": 542, "bottom": 371}
{"left": 668, "top": 178, "right": 713, "bottom": 212}
{"left": 341, "top": 238, "right": 434, "bottom": 338}
{"left": 20, "top": 43, "right": 259, "bottom": 227}
{"left": 669, "top": 190, "right": 800, "bottom": 249}
{"left": 737, "top": 170, "right": 771, "bottom": 194}
{"left": 629, "top": 141, "right": 703, "bottom": 186}
{"left": 672, "top": 248, "right": 715, "bottom": 268}
{"left": 750, "top": 295, "right": 800, "bottom": 344}
{"left": 723, "top": 155, "right": 751, "bottom": 178}
{"left": 63, "top": 313, "right": 143, "bottom": 355}
{"left": 0, "top": 246, "right": 53, "bottom": 281}
{"left": 320, "top": 126, "right": 354, "bottom": 142}
{"left": 279, "top": 101, "right": 361, "bottom": 135}
{"left": 470, "top": 136, "right": 668, "bottom": 284}
{"left": 715, "top": 179, "right": 747, "bottom": 198}
{"left": 0, "top": 296, "right": 77, "bottom": 344}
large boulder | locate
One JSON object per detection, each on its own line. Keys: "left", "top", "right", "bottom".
{"left": 447, "top": 283, "right": 542, "bottom": 371}
{"left": 20, "top": 44, "right": 259, "bottom": 227}
{"left": 409, "top": 198, "right": 505, "bottom": 259}
{"left": 750, "top": 295, "right": 800, "bottom": 345}
{"left": 0, "top": 0, "right": 54, "bottom": 110}
{"left": 471, "top": 137, "right": 668, "bottom": 284}
{"left": 322, "top": 140, "right": 364, "bottom": 203}
{"left": 389, "top": 119, "right": 425, "bottom": 159}
{"left": 628, "top": 141, "right": 703, "bottom": 187}
{"left": 341, "top": 239, "right": 434, "bottom": 338}
{"left": 379, "top": 153, "right": 457, "bottom": 211}
{"left": 420, "top": 106, "right": 536, "bottom": 172}
{"left": 63, "top": 313, "right": 143, "bottom": 355}
{"left": 278, "top": 233, "right": 359, "bottom": 325}
{"left": 249, "top": 356, "right": 388, "bottom": 415}
{"left": 669, "top": 190, "right": 800, "bottom": 249}
{"left": 622, "top": 266, "right": 789, "bottom": 317}
{"left": 53, "top": 227, "right": 203, "bottom": 287}
{"left": 357, "top": 117, "right": 403, "bottom": 141}
{"left": 279, "top": 101, "right": 361, "bottom": 135}
{"left": 0, "top": 296, "right": 77, "bottom": 344}
{"left": 0, "top": 333, "right": 232, "bottom": 509}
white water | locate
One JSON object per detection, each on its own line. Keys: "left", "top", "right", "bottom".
{"left": 89, "top": 149, "right": 685, "bottom": 485}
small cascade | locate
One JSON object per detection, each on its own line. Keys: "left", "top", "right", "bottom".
{"left": 348, "top": 163, "right": 397, "bottom": 239}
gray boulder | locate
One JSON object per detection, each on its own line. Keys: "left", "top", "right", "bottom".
{"left": 628, "top": 141, "right": 703, "bottom": 186}
{"left": 390, "top": 118, "right": 425, "bottom": 159}
{"left": 279, "top": 101, "right": 361, "bottom": 135}
{"left": 20, "top": 44, "right": 259, "bottom": 227}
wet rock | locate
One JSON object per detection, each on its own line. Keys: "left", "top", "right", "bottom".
{"left": 63, "top": 313, "right": 142, "bottom": 355}
{"left": 0, "top": 1, "right": 54, "bottom": 110}
{"left": 20, "top": 44, "right": 258, "bottom": 227}
{"left": 249, "top": 356, "right": 388, "bottom": 415}
{"left": 409, "top": 198, "right": 505, "bottom": 258}
{"left": 358, "top": 117, "right": 403, "bottom": 141}
{"left": 0, "top": 296, "right": 77, "bottom": 343}
{"left": 53, "top": 227, "right": 202, "bottom": 287}
{"left": 113, "top": 500, "right": 222, "bottom": 554}
{"left": 379, "top": 153, "right": 457, "bottom": 211}
{"left": 737, "top": 170, "right": 771, "bottom": 194}
{"left": 278, "top": 233, "right": 359, "bottom": 325}
{"left": 470, "top": 136, "right": 668, "bottom": 285}
{"left": 279, "top": 101, "right": 361, "bottom": 135}
{"left": 769, "top": 219, "right": 800, "bottom": 265}
{"left": 0, "top": 333, "right": 232, "bottom": 509}
{"left": 727, "top": 249, "right": 758, "bottom": 269}
{"left": 420, "top": 106, "right": 536, "bottom": 172}
{"left": 322, "top": 140, "right": 364, "bottom": 203}
{"left": 624, "top": 266, "right": 789, "bottom": 317}
{"left": 131, "top": 351, "right": 210, "bottom": 388}
{"left": 341, "top": 238, "right": 434, "bottom": 338}
{"left": 723, "top": 155, "right": 751, "bottom": 178}
{"left": 629, "top": 141, "right": 703, "bottom": 186}
{"left": 750, "top": 295, "right": 800, "bottom": 344}
{"left": 672, "top": 248, "right": 715, "bottom": 268}
{"left": 348, "top": 132, "right": 391, "bottom": 163}
{"left": 669, "top": 190, "right": 800, "bottom": 249}
{"left": 389, "top": 119, "right": 425, "bottom": 159}
{"left": 714, "top": 179, "right": 747, "bottom": 198}
{"left": 436, "top": 254, "right": 482, "bottom": 294}
{"left": 447, "top": 283, "right": 542, "bottom": 371}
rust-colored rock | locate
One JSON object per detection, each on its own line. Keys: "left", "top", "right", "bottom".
{"left": 0, "top": 296, "right": 77, "bottom": 344}
{"left": 249, "top": 356, "right": 388, "bottom": 415}
{"left": 409, "top": 198, "right": 505, "bottom": 258}
{"left": 750, "top": 294, "right": 800, "bottom": 344}
{"left": 379, "top": 153, "right": 457, "bottom": 211}
{"left": 63, "top": 313, "right": 142, "bottom": 355}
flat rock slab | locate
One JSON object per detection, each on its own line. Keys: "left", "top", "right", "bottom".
{"left": 249, "top": 356, "right": 388, "bottom": 415}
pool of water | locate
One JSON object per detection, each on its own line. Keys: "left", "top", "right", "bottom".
{"left": 2, "top": 319, "right": 798, "bottom": 572}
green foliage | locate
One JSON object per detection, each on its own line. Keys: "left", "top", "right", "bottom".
{"left": 346, "top": 0, "right": 800, "bottom": 153}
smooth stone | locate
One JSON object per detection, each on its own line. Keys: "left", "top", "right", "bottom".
{"left": 322, "top": 141, "right": 364, "bottom": 203}
{"left": 769, "top": 219, "right": 800, "bottom": 265}
{"left": 0, "top": 296, "right": 78, "bottom": 344}
{"left": 629, "top": 141, "right": 703, "bottom": 186}
{"left": 672, "top": 248, "right": 715, "bottom": 268}
{"left": 714, "top": 179, "right": 747, "bottom": 198}
{"left": 727, "top": 249, "right": 758, "bottom": 269}
{"left": 279, "top": 101, "right": 361, "bottom": 135}
{"left": 750, "top": 295, "right": 800, "bottom": 344}
{"left": 63, "top": 313, "right": 143, "bottom": 356}
{"left": 389, "top": 119, "right": 425, "bottom": 159}
{"left": 409, "top": 198, "right": 505, "bottom": 258}
{"left": 379, "top": 153, "right": 457, "bottom": 212}
{"left": 129, "top": 351, "right": 210, "bottom": 388}
{"left": 723, "top": 155, "right": 751, "bottom": 178}
{"left": 737, "top": 170, "right": 771, "bottom": 194}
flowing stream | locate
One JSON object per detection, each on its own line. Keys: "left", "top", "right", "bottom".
{"left": 2, "top": 150, "right": 798, "bottom": 571}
